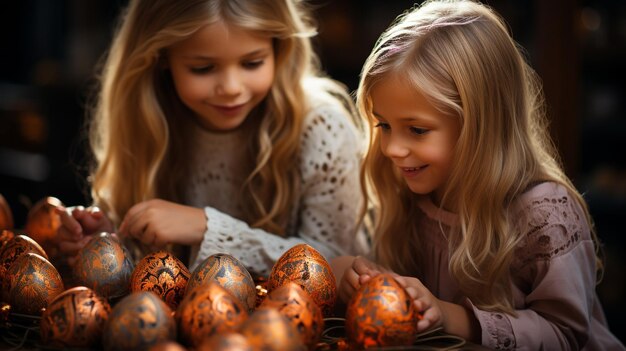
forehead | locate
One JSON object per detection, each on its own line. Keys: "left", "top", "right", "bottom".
{"left": 168, "top": 20, "right": 272, "bottom": 59}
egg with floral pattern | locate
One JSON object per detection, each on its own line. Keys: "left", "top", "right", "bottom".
{"left": 1, "top": 235, "right": 49, "bottom": 302}
{"left": 267, "top": 244, "right": 337, "bottom": 317}
{"left": 187, "top": 253, "right": 256, "bottom": 311}
{"left": 345, "top": 273, "right": 419, "bottom": 349}
{"left": 7, "top": 252, "right": 64, "bottom": 315}
{"left": 131, "top": 250, "right": 190, "bottom": 309}
{"left": 40, "top": 286, "right": 111, "bottom": 347}
{"left": 74, "top": 232, "right": 134, "bottom": 298}
{"left": 176, "top": 282, "right": 248, "bottom": 347}
{"left": 103, "top": 291, "right": 177, "bottom": 351}
{"left": 260, "top": 282, "right": 323, "bottom": 349}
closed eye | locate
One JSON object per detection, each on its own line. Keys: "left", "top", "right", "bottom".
{"left": 242, "top": 59, "right": 264, "bottom": 69}
{"left": 410, "top": 126, "right": 429, "bottom": 135}
{"left": 190, "top": 65, "right": 214, "bottom": 74}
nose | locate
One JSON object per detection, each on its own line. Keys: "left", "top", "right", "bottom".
{"left": 381, "top": 133, "right": 410, "bottom": 159}
{"left": 216, "top": 68, "right": 242, "bottom": 96}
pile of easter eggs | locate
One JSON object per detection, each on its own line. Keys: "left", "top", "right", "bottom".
{"left": 1, "top": 193, "right": 423, "bottom": 350}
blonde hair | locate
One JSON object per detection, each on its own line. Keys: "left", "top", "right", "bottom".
{"left": 357, "top": 0, "right": 600, "bottom": 313}
{"left": 89, "top": 0, "right": 355, "bottom": 235}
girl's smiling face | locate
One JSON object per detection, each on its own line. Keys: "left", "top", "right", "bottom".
{"left": 370, "top": 74, "right": 461, "bottom": 205}
{"left": 167, "top": 21, "right": 275, "bottom": 131}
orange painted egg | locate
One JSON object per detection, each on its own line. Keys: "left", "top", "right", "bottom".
{"left": 0, "top": 194, "right": 13, "bottom": 230}
{"left": 187, "top": 253, "right": 256, "bottom": 311}
{"left": 197, "top": 333, "right": 252, "bottom": 351}
{"left": 40, "top": 286, "right": 111, "bottom": 347}
{"left": 345, "top": 274, "right": 419, "bottom": 349}
{"left": 74, "top": 232, "right": 134, "bottom": 298}
{"left": 267, "top": 244, "right": 337, "bottom": 316}
{"left": 1, "top": 235, "right": 49, "bottom": 302}
{"left": 176, "top": 282, "right": 248, "bottom": 347}
{"left": 240, "top": 307, "right": 306, "bottom": 351}
{"left": 260, "top": 282, "right": 323, "bottom": 349}
{"left": 103, "top": 291, "right": 176, "bottom": 351}
{"left": 7, "top": 252, "right": 64, "bottom": 315}
{"left": 148, "top": 341, "right": 187, "bottom": 351}
{"left": 130, "top": 250, "right": 190, "bottom": 309}
{"left": 24, "top": 196, "right": 63, "bottom": 253}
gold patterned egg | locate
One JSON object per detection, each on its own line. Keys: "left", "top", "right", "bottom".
{"left": 130, "top": 250, "right": 190, "bottom": 309}
{"left": 1, "top": 235, "right": 49, "bottom": 302}
{"left": 197, "top": 333, "right": 252, "bottom": 351}
{"left": 176, "top": 282, "right": 248, "bottom": 347}
{"left": 103, "top": 291, "right": 177, "bottom": 351}
{"left": 260, "top": 282, "right": 323, "bottom": 349}
{"left": 345, "top": 273, "right": 419, "bottom": 349}
{"left": 187, "top": 253, "right": 256, "bottom": 311}
{"left": 7, "top": 252, "right": 64, "bottom": 315}
{"left": 240, "top": 307, "right": 306, "bottom": 351}
{"left": 40, "top": 286, "right": 111, "bottom": 347}
{"left": 267, "top": 244, "right": 337, "bottom": 317}
{"left": 0, "top": 194, "right": 13, "bottom": 230}
{"left": 24, "top": 196, "right": 63, "bottom": 253}
{"left": 74, "top": 232, "right": 134, "bottom": 298}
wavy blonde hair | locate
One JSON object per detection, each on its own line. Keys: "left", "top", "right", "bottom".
{"left": 356, "top": 0, "right": 600, "bottom": 313}
{"left": 89, "top": 0, "right": 353, "bottom": 234}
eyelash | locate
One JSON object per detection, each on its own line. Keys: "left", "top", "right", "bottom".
{"left": 375, "top": 122, "right": 429, "bottom": 135}
{"left": 189, "top": 59, "right": 265, "bottom": 75}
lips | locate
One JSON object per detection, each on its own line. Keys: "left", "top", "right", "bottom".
{"left": 212, "top": 103, "right": 246, "bottom": 116}
{"left": 399, "top": 165, "right": 428, "bottom": 177}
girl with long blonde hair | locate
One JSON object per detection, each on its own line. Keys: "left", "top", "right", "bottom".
{"left": 54, "top": 0, "right": 368, "bottom": 276}
{"left": 332, "top": 0, "right": 623, "bottom": 349}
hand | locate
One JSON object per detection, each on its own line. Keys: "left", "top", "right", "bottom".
{"left": 337, "top": 256, "right": 386, "bottom": 303}
{"left": 54, "top": 205, "right": 114, "bottom": 266}
{"left": 393, "top": 275, "right": 443, "bottom": 333}
{"left": 118, "top": 199, "right": 206, "bottom": 248}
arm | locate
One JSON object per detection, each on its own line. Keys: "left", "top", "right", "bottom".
{"left": 191, "top": 103, "right": 368, "bottom": 276}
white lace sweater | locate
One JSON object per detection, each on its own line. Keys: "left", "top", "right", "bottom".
{"left": 183, "top": 92, "right": 368, "bottom": 276}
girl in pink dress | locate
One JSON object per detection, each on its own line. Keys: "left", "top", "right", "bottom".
{"left": 331, "top": 0, "right": 625, "bottom": 349}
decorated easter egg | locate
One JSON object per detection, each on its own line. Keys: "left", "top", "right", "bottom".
{"left": 7, "top": 252, "right": 64, "bottom": 315}
{"left": 267, "top": 244, "right": 337, "bottom": 316}
{"left": 187, "top": 253, "right": 256, "bottom": 311}
{"left": 74, "top": 232, "right": 134, "bottom": 298}
{"left": 260, "top": 282, "right": 323, "bottom": 349}
{"left": 24, "top": 196, "right": 63, "bottom": 252}
{"left": 345, "top": 274, "right": 419, "bottom": 349}
{"left": 240, "top": 307, "right": 306, "bottom": 351}
{"left": 130, "top": 250, "right": 190, "bottom": 309}
{"left": 40, "top": 286, "right": 111, "bottom": 347}
{"left": 197, "top": 333, "right": 252, "bottom": 351}
{"left": 176, "top": 282, "right": 248, "bottom": 347}
{"left": 0, "top": 234, "right": 48, "bottom": 301}
{"left": 148, "top": 341, "right": 187, "bottom": 351}
{"left": 102, "top": 291, "right": 177, "bottom": 351}
{"left": 0, "top": 229, "right": 15, "bottom": 248}
{"left": 0, "top": 194, "right": 13, "bottom": 230}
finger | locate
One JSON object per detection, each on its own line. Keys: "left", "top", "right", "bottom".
{"left": 55, "top": 207, "right": 83, "bottom": 239}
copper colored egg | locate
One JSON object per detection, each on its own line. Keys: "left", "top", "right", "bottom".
{"left": 7, "top": 252, "right": 64, "bottom": 315}
{"left": 260, "top": 282, "right": 323, "bottom": 349}
{"left": 131, "top": 250, "right": 190, "bottom": 309}
{"left": 176, "top": 282, "right": 248, "bottom": 347}
{"left": 0, "top": 194, "right": 13, "bottom": 230}
{"left": 74, "top": 232, "right": 134, "bottom": 298}
{"left": 148, "top": 341, "right": 187, "bottom": 351}
{"left": 198, "top": 333, "right": 252, "bottom": 351}
{"left": 24, "top": 196, "right": 63, "bottom": 252}
{"left": 240, "top": 307, "right": 306, "bottom": 351}
{"left": 40, "top": 286, "right": 111, "bottom": 347}
{"left": 188, "top": 253, "right": 256, "bottom": 311}
{"left": 1, "top": 235, "right": 49, "bottom": 302}
{"left": 103, "top": 291, "right": 177, "bottom": 351}
{"left": 345, "top": 274, "right": 419, "bottom": 349}
{"left": 267, "top": 244, "right": 337, "bottom": 317}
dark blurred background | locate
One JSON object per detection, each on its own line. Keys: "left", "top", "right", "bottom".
{"left": 1, "top": 0, "right": 624, "bottom": 343}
